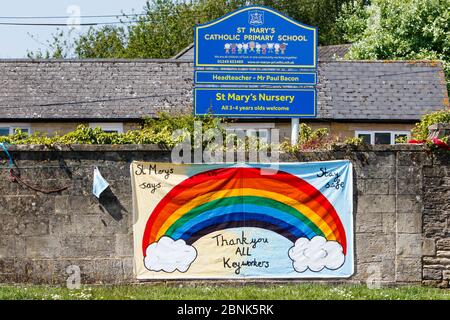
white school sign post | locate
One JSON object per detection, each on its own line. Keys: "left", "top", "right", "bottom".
{"left": 193, "top": 5, "right": 318, "bottom": 144}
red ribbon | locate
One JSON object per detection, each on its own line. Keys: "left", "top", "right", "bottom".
{"left": 431, "top": 137, "right": 450, "bottom": 150}
{"left": 408, "top": 138, "right": 450, "bottom": 150}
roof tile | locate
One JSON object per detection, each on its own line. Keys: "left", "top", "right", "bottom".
{"left": 0, "top": 59, "right": 447, "bottom": 121}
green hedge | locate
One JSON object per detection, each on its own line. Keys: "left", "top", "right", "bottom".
{"left": 0, "top": 113, "right": 225, "bottom": 147}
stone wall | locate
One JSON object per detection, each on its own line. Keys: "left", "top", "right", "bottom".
{"left": 0, "top": 144, "right": 448, "bottom": 286}
{"left": 422, "top": 151, "right": 450, "bottom": 288}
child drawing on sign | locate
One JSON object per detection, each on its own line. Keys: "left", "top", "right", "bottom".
{"left": 274, "top": 43, "right": 280, "bottom": 54}
{"left": 249, "top": 41, "right": 255, "bottom": 52}
{"left": 261, "top": 43, "right": 267, "bottom": 55}
{"left": 237, "top": 43, "right": 243, "bottom": 54}
{"left": 280, "top": 43, "right": 287, "bottom": 54}
{"left": 267, "top": 43, "right": 274, "bottom": 53}
{"left": 243, "top": 43, "right": 249, "bottom": 54}
{"left": 231, "top": 44, "right": 237, "bottom": 54}
{"left": 224, "top": 43, "right": 230, "bottom": 54}
{"left": 256, "top": 43, "right": 261, "bottom": 54}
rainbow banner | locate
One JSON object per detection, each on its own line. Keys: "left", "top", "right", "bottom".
{"left": 132, "top": 161, "right": 353, "bottom": 279}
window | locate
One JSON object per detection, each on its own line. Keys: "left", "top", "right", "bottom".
{"left": 358, "top": 133, "right": 371, "bottom": 144}
{"left": 0, "top": 124, "right": 31, "bottom": 136}
{"left": 355, "top": 130, "right": 410, "bottom": 145}
{"left": 89, "top": 123, "right": 124, "bottom": 133}
{"left": 223, "top": 123, "right": 275, "bottom": 143}
{"left": 0, "top": 128, "right": 9, "bottom": 136}
{"left": 394, "top": 133, "right": 408, "bottom": 142}
{"left": 374, "top": 132, "right": 391, "bottom": 145}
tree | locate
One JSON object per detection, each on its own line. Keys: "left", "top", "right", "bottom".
{"left": 338, "top": 0, "right": 450, "bottom": 91}
{"left": 29, "top": 0, "right": 360, "bottom": 59}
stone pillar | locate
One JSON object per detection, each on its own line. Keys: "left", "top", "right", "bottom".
{"left": 428, "top": 123, "right": 450, "bottom": 139}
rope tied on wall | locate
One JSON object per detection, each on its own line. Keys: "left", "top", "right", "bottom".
{"left": 0, "top": 142, "right": 14, "bottom": 168}
{"left": 0, "top": 143, "right": 70, "bottom": 194}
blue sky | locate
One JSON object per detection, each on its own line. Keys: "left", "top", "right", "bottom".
{"left": 0, "top": 0, "right": 149, "bottom": 58}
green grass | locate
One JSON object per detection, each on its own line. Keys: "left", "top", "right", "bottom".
{"left": 0, "top": 283, "right": 449, "bottom": 300}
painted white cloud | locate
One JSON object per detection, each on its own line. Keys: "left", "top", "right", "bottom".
{"left": 144, "top": 236, "right": 197, "bottom": 273}
{"left": 288, "top": 236, "right": 345, "bottom": 273}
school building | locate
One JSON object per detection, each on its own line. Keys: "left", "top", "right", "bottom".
{"left": 0, "top": 44, "right": 448, "bottom": 144}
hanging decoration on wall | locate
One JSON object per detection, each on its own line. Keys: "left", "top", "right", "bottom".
{"left": 0, "top": 142, "right": 69, "bottom": 194}
{"left": 131, "top": 161, "right": 353, "bottom": 279}
{"left": 92, "top": 166, "right": 110, "bottom": 198}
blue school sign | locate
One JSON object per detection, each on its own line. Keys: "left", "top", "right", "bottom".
{"left": 194, "top": 6, "right": 318, "bottom": 69}
{"left": 194, "top": 88, "right": 316, "bottom": 118}
{"left": 193, "top": 6, "right": 317, "bottom": 118}
{"left": 195, "top": 70, "right": 317, "bottom": 86}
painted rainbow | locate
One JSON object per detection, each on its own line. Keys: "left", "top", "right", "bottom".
{"left": 142, "top": 167, "right": 347, "bottom": 255}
